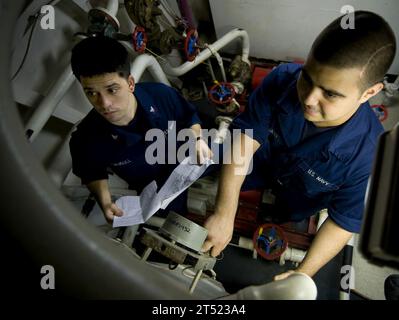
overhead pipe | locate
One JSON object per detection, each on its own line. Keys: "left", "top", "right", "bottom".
{"left": 177, "top": 0, "right": 196, "bottom": 28}
{"left": 105, "top": 0, "right": 119, "bottom": 16}
{"left": 25, "top": 0, "right": 122, "bottom": 142}
{"left": 130, "top": 54, "right": 171, "bottom": 86}
{"left": 88, "top": 0, "right": 119, "bottom": 16}
{"left": 25, "top": 65, "right": 75, "bottom": 142}
{"left": 210, "top": 48, "right": 227, "bottom": 82}
{"left": 221, "top": 272, "right": 317, "bottom": 300}
{"left": 162, "top": 28, "right": 250, "bottom": 77}
{"left": 47, "top": 122, "right": 79, "bottom": 187}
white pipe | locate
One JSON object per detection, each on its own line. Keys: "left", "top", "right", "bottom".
{"left": 228, "top": 234, "right": 306, "bottom": 266}
{"left": 25, "top": 64, "right": 75, "bottom": 142}
{"left": 162, "top": 28, "right": 250, "bottom": 77}
{"left": 213, "top": 51, "right": 227, "bottom": 82}
{"left": 130, "top": 54, "right": 171, "bottom": 86}
{"left": 88, "top": 0, "right": 119, "bottom": 16}
{"left": 317, "top": 209, "right": 329, "bottom": 231}
{"left": 221, "top": 272, "right": 317, "bottom": 300}
{"left": 279, "top": 246, "right": 306, "bottom": 265}
{"left": 105, "top": 0, "right": 119, "bottom": 16}
{"left": 48, "top": 123, "right": 79, "bottom": 187}
{"left": 207, "top": 60, "right": 216, "bottom": 81}
{"left": 214, "top": 117, "right": 232, "bottom": 144}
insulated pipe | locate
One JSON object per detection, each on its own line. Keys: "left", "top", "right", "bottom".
{"left": 89, "top": 0, "right": 119, "bottom": 16}
{"left": 229, "top": 234, "right": 306, "bottom": 265}
{"left": 130, "top": 54, "right": 171, "bottom": 86}
{"left": 25, "top": 65, "right": 75, "bottom": 142}
{"left": 177, "top": 0, "right": 196, "bottom": 28}
{"left": 221, "top": 272, "right": 317, "bottom": 300}
{"left": 212, "top": 50, "right": 227, "bottom": 82}
{"left": 162, "top": 28, "right": 250, "bottom": 77}
{"left": 47, "top": 123, "right": 79, "bottom": 187}
{"left": 317, "top": 209, "right": 329, "bottom": 231}
{"left": 105, "top": 0, "right": 119, "bottom": 16}
{"left": 279, "top": 246, "right": 306, "bottom": 266}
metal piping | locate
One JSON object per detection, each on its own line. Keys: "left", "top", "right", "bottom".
{"left": 162, "top": 28, "right": 250, "bottom": 77}
{"left": 130, "top": 54, "right": 171, "bottom": 85}
{"left": 25, "top": 65, "right": 75, "bottom": 142}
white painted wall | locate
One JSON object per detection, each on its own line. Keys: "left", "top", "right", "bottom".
{"left": 209, "top": 0, "right": 399, "bottom": 74}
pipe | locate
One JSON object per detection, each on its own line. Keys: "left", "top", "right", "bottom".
{"left": 221, "top": 272, "right": 317, "bottom": 300}
{"left": 279, "top": 246, "right": 306, "bottom": 266}
{"left": 105, "top": 0, "right": 119, "bottom": 16}
{"left": 89, "top": 0, "right": 119, "bottom": 16}
{"left": 177, "top": 0, "right": 196, "bottom": 28}
{"left": 214, "top": 116, "right": 232, "bottom": 144}
{"left": 229, "top": 233, "right": 306, "bottom": 266}
{"left": 47, "top": 123, "right": 79, "bottom": 187}
{"left": 162, "top": 28, "right": 250, "bottom": 77}
{"left": 130, "top": 54, "right": 171, "bottom": 86}
{"left": 317, "top": 209, "right": 329, "bottom": 231}
{"left": 212, "top": 50, "right": 227, "bottom": 82}
{"left": 207, "top": 60, "right": 216, "bottom": 81}
{"left": 25, "top": 64, "right": 75, "bottom": 142}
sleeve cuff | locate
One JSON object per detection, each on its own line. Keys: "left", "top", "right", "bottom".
{"left": 328, "top": 208, "right": 362, "bottom": 233}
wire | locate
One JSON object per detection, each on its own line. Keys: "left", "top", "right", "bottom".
{"left": 12, "top": 0, "right": 60, "bottom": 80}
{"left": 144, "top": 47, "right": 167, "bottom": 62}
{"left": 11, "top": 13, "right": 39, "bottom": 80}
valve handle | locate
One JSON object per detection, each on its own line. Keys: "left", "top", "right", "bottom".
{"left": 371, "top": 104, "right": 388, "bottom": 122}
{"left": 132, "top": 26, "right": 147, "bottom": 53}
{"left": 208, "top": 82, "right": 236, "bottom": 105}
{"left": 253, "top": 223, "right": 288, "bottom": 260}
{"left": 184, "top": 28, "right": 199, "bottom": 61}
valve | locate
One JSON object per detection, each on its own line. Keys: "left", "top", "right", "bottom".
{"left": 253, "top": 223, "right": 288, "bottom": 260}
{"left": 184, "top": 28, "right": 199, "bottom": 61}
{"left": 371, "top": 104, "right": 388, "bottom": 122}
{"left": 132, "top": 26, "right": 147, "bottom": 53}
{"left": 208, "top": 82, "right": 236, "bottom": 105}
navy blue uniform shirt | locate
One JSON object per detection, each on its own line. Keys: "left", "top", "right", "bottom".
{"left": 231, "top": 63, "right": 384, "bottom": 233}
{"left": 70, "top": 82, "right": 201, "bottom": 194}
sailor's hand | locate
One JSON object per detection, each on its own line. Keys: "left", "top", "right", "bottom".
{"left": 102, "top": 202, "right": 124, "bottom": 223}
{"left": 202, "top": 213, "right": 234, "bottom": 257}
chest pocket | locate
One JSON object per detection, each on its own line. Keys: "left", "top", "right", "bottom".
{"left": 277, "top": 159, "right": 339, "bottom": 198}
